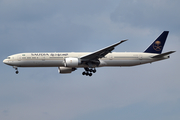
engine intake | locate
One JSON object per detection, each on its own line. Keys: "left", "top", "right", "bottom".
{"left": 64, "top": 58, "right": 81, "bottom": 67}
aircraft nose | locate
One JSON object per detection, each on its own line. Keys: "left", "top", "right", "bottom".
{"left": 3, "top": 59, "right": 7, "bottom": 64}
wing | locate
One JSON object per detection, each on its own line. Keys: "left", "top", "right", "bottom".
{"left": 80, "top": 40, "right": 127, "bottom": 61}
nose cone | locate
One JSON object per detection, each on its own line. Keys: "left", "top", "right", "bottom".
{"left": 3, "top": 59, "right": 7, "bottom": 64}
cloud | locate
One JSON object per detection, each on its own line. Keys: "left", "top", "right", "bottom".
{"left": 0, "top": 0, "right": 120, "bottom": 53}
{"left": 110, "top": 0, "right": 180, "bottom": 32}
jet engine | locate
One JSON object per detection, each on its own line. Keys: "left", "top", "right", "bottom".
{"left": 58, "top": 67, "right": 76, "bottom": 74}
{"left": 64, "top": 58, "right": 81, "bottom": 67}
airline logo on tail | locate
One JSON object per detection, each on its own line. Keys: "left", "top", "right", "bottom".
{"left": 144, "top": 31, "right": 169, "bottom": 54}
{"left": 153, "top": 41, "right": 162, "bottom": 51}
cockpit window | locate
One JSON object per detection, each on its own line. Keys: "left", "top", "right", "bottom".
{"left": 7, "top": 57, "right": 10, "bottom": 59}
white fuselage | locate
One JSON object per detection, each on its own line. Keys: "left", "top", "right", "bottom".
{"left": 3, "top": 52, "right": 168, "bottom": 68}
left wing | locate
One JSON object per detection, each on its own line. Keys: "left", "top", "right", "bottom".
{"left": 80, "top": 40, "right": 127, "bottom": 61}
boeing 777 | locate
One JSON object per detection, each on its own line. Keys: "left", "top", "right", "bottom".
{"left": 3, "top": 31, "right": 175, "bottom": 76}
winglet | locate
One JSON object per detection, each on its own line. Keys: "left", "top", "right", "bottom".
{"left": 110, "top": 40, "right": 128, "bottom": 48}
{"left": 121, "top": 39, "right": 128, "bottom": 43}
{"left": 116, "top": 39, "right": 128, "bottom": 47}
{"left": 144, "top": 31, "right": 169, "bottom": 54}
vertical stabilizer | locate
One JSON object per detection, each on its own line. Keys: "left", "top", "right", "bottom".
{"left": 144, "top": 31, "right": 169, "bottom": 54}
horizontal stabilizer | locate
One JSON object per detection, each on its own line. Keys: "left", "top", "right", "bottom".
{"left": 152, "top": 51, "right": 176, "bottom": 58}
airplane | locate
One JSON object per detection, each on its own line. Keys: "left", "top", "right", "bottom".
{"left": 3, "top": 31, "right": 175, "bottom": 76}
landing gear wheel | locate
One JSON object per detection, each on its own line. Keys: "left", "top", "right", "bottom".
{"left": 82, "top": 72, "right": 86, "bottom": 75}
{"left": 13, "top": 66, "right": 19, "bottom": 74}
{"left": 86, "top": 72, "right": 89, "bottom": 76}
{"left": 16, "top": 71, "right": 19, "bottom": 74}
{"left": 84, "top": 67, "right": 89, "bottom": 71}
{"left": 92, "top": 69, "right": 96, "bottom": 73}
{"left": 83, "top": 67, "right": 96, "bottom": 76}
{"left": 89, "top": 73, "right": 92, "bottom": 76}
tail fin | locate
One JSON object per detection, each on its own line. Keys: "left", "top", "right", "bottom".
{"left": 144, "top": 31, "right": 169, "bottom": 54}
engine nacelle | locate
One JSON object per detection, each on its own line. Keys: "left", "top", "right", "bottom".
{"left": 64, "top": 58, "right": 81, "bottom": 67}
{"left": 58, "top": 67, "right": 76, "bottom": 74}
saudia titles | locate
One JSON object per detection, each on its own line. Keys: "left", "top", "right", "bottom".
{"left": 31, "top": 53, "right": 68, "bottom": 56}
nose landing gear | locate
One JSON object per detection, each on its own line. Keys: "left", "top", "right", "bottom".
{"left": 82, "top": 68, "right": 96, "bottom": 77}
{"left": 13, "top": 66, "right": 19, "bottom": 74}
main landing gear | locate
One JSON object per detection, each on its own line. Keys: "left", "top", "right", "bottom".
{"left": 13, "top": 66, "right": 19, "bottom": 74}
{"left": 82, "top": 67, "right": 96, "bottom": 77}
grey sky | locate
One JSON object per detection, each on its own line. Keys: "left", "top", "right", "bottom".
{"left": 0, "top": 0, "right": 180, "bottom": 120}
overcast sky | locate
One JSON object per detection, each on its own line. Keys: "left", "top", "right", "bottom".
{"left": 0, "top": 0, "right": 180, "bottom": 120}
